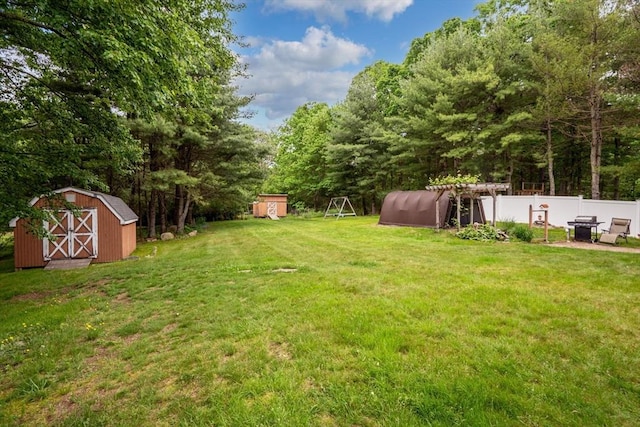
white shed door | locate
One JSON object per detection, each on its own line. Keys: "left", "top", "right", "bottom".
{"left": 267, "top": 201, "right": 278, "bottom": 217}
{"left": 43, "top": 209, "right": 98, "bottom": 260}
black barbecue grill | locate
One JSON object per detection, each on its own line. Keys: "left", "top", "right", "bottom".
{"left": 567, "top": 215, "right": 603, "bottom": 242}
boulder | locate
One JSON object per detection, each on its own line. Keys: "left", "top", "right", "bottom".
{"left": 160, "top": 232, "right": 175, "bottom": 241}
{"left": 188, "top": 230, "right": 197, "bottom": 237}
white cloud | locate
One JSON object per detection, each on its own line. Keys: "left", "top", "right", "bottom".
{"left": 236, "top": 26, "right": 372, "bottom": 125}
{"left": 264, "top": 0, "right": 413, "bottom": 22}
{"left": 254, "top": 26, "right": 370, "bottom": 71}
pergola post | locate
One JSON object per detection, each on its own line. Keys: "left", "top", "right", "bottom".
{"left": 489, "top": 189, "right": 497, "bottom": 226}
{"left": 424, "top": 183, "right": 510, "bottom": 230}
{"left": 434, "top": 189, "right": 445, "bottom": 230}
{"left": 456, "top": 192, "right": 461, "bottom": 231}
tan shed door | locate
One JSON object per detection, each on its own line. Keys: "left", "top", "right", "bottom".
{"left": 43, "top": 209, "right": 98, "bottom": 260}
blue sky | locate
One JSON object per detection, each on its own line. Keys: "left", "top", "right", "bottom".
{"left": 232, "top": 0, "right": 482, "bottom": 130}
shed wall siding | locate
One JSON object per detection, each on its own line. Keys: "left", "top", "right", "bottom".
{"left": 97, "top": 203, "right": 124, "bottom": 262}
{"left": 121, "top": 223, "right": 137, "bottom": 259}
{"left": 275, "top": 202, "right": 287, "bottom": 217}
{"left": 253, "top": 203, "right": 265, "bottom": 217}
{"left": 13, "top": 221, "right": 46, "bottom": 269}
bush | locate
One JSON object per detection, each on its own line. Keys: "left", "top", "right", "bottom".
{"left": 456, "top": 223, "right": 502, "bottom": 241}
{"left": 428, "top": 173, "right": 480, "bottom": 186}
{"left": 0, "top": 233, "right": 13, "bottom": 258}
{"left": 512, "top": 225, "right": 534, "bottom": 242}
{"left": 498, "top": 218, "right": 517, "bottom": 234}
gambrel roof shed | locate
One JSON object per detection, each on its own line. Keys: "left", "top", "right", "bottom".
{"left": 9, "top": 187, "right": 138, "bottom": 270}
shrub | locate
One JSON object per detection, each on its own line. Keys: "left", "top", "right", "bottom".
{"left": 498, "top": 218, "right": 517, "bottom": 234}
{"left": 456, "top": 223, "right": 502, "bottom": 241}
{"left": 512, "top": 225, "right": 534, "bottom": 242}
{"left": 428, "top": 173, "right": 480, "bottom": 186}
{"left": 0, "top": 233, "right": 13, "bottom": 258}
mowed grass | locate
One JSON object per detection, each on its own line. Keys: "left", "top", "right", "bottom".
{"left": 1, "top": 216, "right": 639, "bottom": 426}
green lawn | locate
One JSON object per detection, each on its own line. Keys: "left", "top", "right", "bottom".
{"left": 1, "top": 216, "right": 639, "bottom": 426}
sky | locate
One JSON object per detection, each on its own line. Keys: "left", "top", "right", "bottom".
{"left": 231, "top": 0, "right": 483, "bottom": 130}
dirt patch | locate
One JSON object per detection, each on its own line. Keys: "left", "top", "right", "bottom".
{"left": 51, "top": 394, "right": 79, "bottom": 424}
{"left": 161, "top": 323, "right": 178, "bottom": 334}
{"left": 549, "top": 241, "right": 640, "bottom": 253}
{"left": 122, "top": 332, "right": 141, "bottom": 345}
{"left": 10, "top": 290, "right": 58, "bottom": 302}
{"left": 268, "top": 341, "right": 292, "bottom": 360}
{"left": 83, "top": 346, "right": 116, "bottom": 374}
{"left": 79, "top": 279, "right": 125, "bottom": 298}
{"left": 10, "top": 287, "right": 73, "bottom": 303}
{"left": 11, "top": 279, "right": 122, "bottom": 303}
{"left": 113, "top": 292, "right": 131, "bottom": 304}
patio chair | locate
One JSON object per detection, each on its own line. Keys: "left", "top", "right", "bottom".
{"left": 599, "top": 218, "right": 631, "bottom": 244}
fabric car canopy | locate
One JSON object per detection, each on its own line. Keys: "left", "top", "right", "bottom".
{"left": 378, "top": 190, "right": 451, "bottom": 228}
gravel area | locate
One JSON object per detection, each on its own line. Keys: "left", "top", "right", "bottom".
{"left": 549, "top": 241, "right": 640, "bottom": 253}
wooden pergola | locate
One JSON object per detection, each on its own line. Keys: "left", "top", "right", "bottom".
{"left": 424, "top": 183, "right": 511, "bottom": 230}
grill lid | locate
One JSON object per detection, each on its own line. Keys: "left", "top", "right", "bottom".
{"left": 573, "top": 215, "right": 597, "bottom": 223}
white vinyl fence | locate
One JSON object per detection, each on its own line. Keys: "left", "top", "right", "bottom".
{"left": 481, "top": 195, "right": 640, "bottom": 237}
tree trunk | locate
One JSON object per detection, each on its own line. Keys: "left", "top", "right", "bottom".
{"left": 174, "top": 184, "right": 183, "bottom": 228}
{"left": 148, "top": 135, "right": 161, "bottom": 237}
{"left": 159, "top": 193, "right": 167, "bottom": 233}
{"left": 176, "top": 186, "right": 191, "bottom": 233}
{"left": 136, "top": 175, "right": 143, "bottom": 226}
{"left": 589, "top": 87, "right": 603, "bottom": 199}
{"left": 546, "top": 118, "right": 556, "bottom": 196}
{"left": 187, "top": 205, "right": 194, "bottom": 226}
{"left": 147, "top": 189, "right": 157, "bottom": 238}
{"left": 505, "top": 150, "right": 514, "bottom": 196}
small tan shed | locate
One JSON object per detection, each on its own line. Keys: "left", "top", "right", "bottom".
{"left": 252, "top": 194, "right": 288, "bottom": 218}
{"left": 9, "top": 187, "right": 138, "bottom": 269}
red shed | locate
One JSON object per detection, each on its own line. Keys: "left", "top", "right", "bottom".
{"left": 9, "top": 187, "right": 138, "bottom": 269}
{"left": 252, "top": 194, "right": 288, "bottom": 219}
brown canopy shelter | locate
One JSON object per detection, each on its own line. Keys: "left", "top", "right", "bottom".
{"left": 378, "top": 190, "right": 486, "bottom": 228}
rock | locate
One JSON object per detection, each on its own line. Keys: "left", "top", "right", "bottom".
{"left": 188, "top": 230, "right": 197, "bottom": 237}
{"left": 160, "top": 232, "right": 175, "bottom": 241}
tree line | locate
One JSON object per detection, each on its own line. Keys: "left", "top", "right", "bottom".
{"left": 2, "top": 0, "right": 639, "bottom": 232}
{"left": 0, "top": 0, "right": 269, "bottom": 236}
{"left": 263, "top": 0, "right": 640, "bottom": 214}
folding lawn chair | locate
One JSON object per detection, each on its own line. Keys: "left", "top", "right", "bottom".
{"left": 599, "top": 218, "right": 631, "bottom": 244}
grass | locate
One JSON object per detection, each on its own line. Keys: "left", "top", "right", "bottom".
{"left": 1, "top": 217, "right": 639, "bottom": 426}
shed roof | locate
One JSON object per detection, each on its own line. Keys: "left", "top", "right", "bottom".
{"left": 257, "top": 194, "right": 288, "bottom": 198}
{"left": 9, "top": 187, "right": 138, "bottom": 227}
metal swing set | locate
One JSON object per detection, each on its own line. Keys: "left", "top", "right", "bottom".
{"left": 323, "top": 196, "right": 357, "bottom": 219}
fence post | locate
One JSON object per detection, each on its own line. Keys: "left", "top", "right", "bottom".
{"left": 635, "top": 200, "right": 640, "bottom": 237}
{"left": 578, "top": 195, "right": 584, "bottom": 216}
